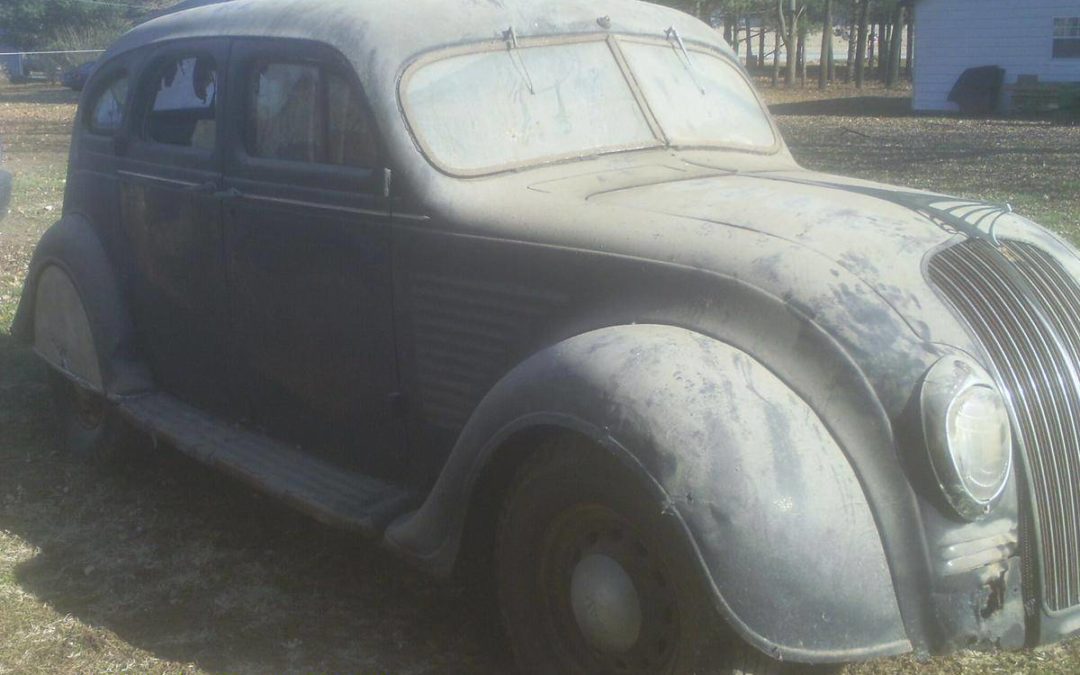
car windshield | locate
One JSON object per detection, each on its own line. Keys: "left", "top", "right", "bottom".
{"left": 404, "top": 40, "right": 657, "bottom": 173}
{"left": 402, "top": 37, "right": 775, "bottom": 174}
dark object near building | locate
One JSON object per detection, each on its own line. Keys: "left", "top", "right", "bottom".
{"left": 61, "top": 61, "right": 97, "bottom": 91}
{"left": 947, "top": 65, "right": 1005, "bottom": 115}
{"left": 13, "top": 0, "right": 1080, "bottom": 671}
{"left": 4, "top": 53, "right": 51, "bottom": 83}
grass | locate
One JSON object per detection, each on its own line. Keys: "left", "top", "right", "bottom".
{"left": 2, "top": 79, "right": 1080, "bottom": 673}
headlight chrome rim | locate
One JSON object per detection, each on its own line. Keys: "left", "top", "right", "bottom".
{"left": 921, "top": 356, "right": 1013, "bottom": 521}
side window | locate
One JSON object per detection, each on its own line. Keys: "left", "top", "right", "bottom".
{"left": 87, "top": 74, "right": 128, "bottom": 135}
{"left": 247, "top": 59, "right": 377, "bottom": 168}
{"left": 145, "top": 55, "right": 218, "bottom": 149}
{"left": 250, "top": 63, "right": 322, "bottom": 162}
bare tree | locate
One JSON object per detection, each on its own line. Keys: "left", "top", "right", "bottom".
{"left": 845, "top": 0, "right": 858, "bottom": 82}
{"left": 905, "top": 4, "right": 914, "bottom": 78}
{"left": 854, "top": 0, "right": 870, "bottom": 88}
{"left": 819, "top": 0, "right": 833, "bottom": 89}
{"left": 777, "top": 0, "right": 806, "bottom": 87}
{"left": 885, "top": 2, "right": 904, "bottom": 87}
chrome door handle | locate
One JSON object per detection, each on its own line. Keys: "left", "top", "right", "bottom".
{"left": 213, "top": 187, "right": 242, "bottom": 200}
{"left": 185, "top": 180, "right": 219, "bottom": 194}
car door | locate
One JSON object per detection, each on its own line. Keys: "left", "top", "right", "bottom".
{"left": 116, "top": 39, "right": 232, "bottom": 415}
{"left": 221, "top": 39, "right": 399, "bottom": 477}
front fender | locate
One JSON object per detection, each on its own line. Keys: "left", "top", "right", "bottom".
{"left": 386, "top": 324, "right": 910, "bottom": 662}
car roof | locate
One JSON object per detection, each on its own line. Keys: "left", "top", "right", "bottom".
{"left": 104, "top": 0, "right": 730, "bottom": 75}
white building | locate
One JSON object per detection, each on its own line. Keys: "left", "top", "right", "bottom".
{"left": 913, "top": 0, "right": 1080, "bottom": 112}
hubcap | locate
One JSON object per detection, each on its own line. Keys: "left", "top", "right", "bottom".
{"left": 570, "top": 554, "right": 643, "bottom": 654}
{"left": 541, "top": 505, "right": 680, "bottom": 673}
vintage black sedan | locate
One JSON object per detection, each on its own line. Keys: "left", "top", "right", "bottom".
{"left": 14, "top": 0, "right": 1080, "bottom": 672}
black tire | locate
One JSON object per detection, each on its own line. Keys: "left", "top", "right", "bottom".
{"left": 496, "top": 441, "right": 790, "bottom": 675}
{"left": 48, "top": 370, "right": 134, "bottom": 462}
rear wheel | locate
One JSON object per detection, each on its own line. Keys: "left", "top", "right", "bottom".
{"left": 496, "top": 441, "right": 791, "bottom": 675}
{"left": 48, "top": 370, "right": 130, "bottom": 462}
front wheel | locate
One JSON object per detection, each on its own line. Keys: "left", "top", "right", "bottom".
{"left": 496, "top": 441, "right": 789, "bottom": 675}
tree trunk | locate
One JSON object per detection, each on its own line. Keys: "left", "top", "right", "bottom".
{"left": 854, "top": 0, "right": 869, "bottom": 88}
{"left": 827, "top": 21, "right": 836, "bottom": 81}
{"left": 845, "top": 0, "right": 857, "bottom": 82}
{"left": 798, "top": 26, "right": 807, "bottom": 86}
{"left": 724, "top": 14, "right": 734, "bottom": 47}
{"left": 760, "top": 23, "right": 767, "bottom": 67}
{"left": 745, "top": 15, "right": 754, "bottom": 66}
{"left": 819, "top": 0, "right": 832, "bottom": 89}
{"left": 772, "top": 25, "right": 781, "bottom": 86}
{"left": 886, "top": 5, "right": 904, "bottom": 88}
{"left": 878, "top": 23, "right": 887, "bottom": 79}
{"left": 905, "top": 9, "right": 914, "bottom": 78}
{"left": 867, "top": 27, "right": 876, "bottom": 72}
{"left": 784, "top": 7, "right": 797, "bottom": 86}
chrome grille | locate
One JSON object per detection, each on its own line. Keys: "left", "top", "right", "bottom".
{"left": 928, "top": 238, "right": 1080, "bottom": 611}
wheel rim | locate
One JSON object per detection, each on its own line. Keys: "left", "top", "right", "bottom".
{"left": 540, "top": 505, "right": 680, "bottom": 673}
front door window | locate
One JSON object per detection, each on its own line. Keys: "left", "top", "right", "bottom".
{"left": 146, "top": 55, "right": 218, "bottom": 149}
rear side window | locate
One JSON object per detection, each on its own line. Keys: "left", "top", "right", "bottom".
{"left": 145, "top": 55, "right": 218, "bottom": 150}
{"left": 248, "top": 60, "right": 377, "bottom": 167}
{"left": 87, "top": 74, "right": 128, "bottom": 135}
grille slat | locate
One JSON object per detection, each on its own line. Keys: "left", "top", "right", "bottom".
{"left": 929, "top": 238, "right": 1080, "bottom": 611}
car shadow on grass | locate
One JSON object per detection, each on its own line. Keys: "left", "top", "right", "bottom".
{"left": 0, "top": 332, "right": 509, "bottom": 673}
{"left": 0, "top": 85, "right": 79, "bottom": 106}
{"left": 769, "top": 96, "right": 913, "bottom": 118}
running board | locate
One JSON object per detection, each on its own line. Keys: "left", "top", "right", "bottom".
{"left": 116, "top": 392, "right": 417, "bottom": 536}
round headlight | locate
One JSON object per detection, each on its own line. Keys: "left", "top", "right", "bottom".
{"left": 921, "top": 357, "right": 1012, "bottom": 520}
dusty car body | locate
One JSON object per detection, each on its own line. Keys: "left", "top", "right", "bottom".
{"left": 14, "top": 0, "right": 1080, "bottom": 671}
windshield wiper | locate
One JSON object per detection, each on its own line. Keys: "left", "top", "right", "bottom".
{"left": 665, "top": 26, "right": 706, "bottom": 94}
{"left": 504, "top": 26, "right": 536, "bottom": 95}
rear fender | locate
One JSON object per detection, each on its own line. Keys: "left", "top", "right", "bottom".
{"left": 386, "top": 324, "right": 910, "bottom": 662}
{"left": 12, "top": 215, "right": 151, "bottom": 395}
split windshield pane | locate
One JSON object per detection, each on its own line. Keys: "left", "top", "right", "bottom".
{"left": 619, "top": 41, "right": 775, "bottom": 150}
{"left": 404, "top": 40, "right": 657, "bottom": 172}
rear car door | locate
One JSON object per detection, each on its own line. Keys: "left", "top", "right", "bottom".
{"left": 116, "top": 39, "right": 232, "bottom": 415}
{"left": 221, "top": 39, "right": 399, "bottom": 477}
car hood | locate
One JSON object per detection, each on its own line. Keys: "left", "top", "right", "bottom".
{"left": 587, "top": 169, "right": 951, "bottom": 329}
{"left": 529, "top": 165, "right": 1074, "bottom": 345}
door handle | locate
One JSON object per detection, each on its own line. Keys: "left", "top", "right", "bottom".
{"left": 185, "top": 180, "right": 219, "bottom": 194}
{"left": 213, "top": 187, "right": 243, "bottom": 200}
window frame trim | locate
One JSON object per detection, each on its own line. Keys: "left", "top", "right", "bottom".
{"left": 226, "top": 38, "right": 384, "bottom": 194}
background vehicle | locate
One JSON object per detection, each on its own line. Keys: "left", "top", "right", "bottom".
{"left": 11, "top": 0, "right": 1080, "bottom": 672}
{"left": 60, "top": 60, "right": 96, "bottom": 91}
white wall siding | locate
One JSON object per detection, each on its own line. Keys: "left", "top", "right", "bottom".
{"left": 914, "top": 0, "right": 1080, "bottom": 111}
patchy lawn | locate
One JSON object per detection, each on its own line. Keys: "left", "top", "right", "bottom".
{"left": 2, "top": 79, "right": 1080, "bottom": 673}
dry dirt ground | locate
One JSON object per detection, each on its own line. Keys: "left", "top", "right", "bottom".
{"left": 2, "top": 79, "right": 1080, "bottom": 674}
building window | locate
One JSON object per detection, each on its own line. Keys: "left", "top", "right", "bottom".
{"left": 1054, "top": 18, "right": 1080, "bottom": 59}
